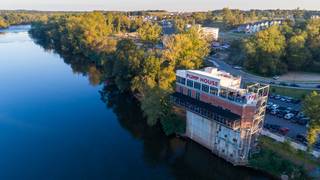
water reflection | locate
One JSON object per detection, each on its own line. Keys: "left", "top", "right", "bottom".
{"left": 100, "top": 85, "right": 272, "bottom": 180}
{"left": 18, "top": 25, "right": 272, "bottom": 179}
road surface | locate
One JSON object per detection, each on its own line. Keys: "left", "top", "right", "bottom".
{"left": 206, "top": 56, "right": 320, "bottom": 89}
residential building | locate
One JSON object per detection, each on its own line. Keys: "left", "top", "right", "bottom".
{"left": 171, "top": 67, "right": 269, "bottom": 165}
{"left": 200, "top": 27, "right": 219, "bottom": 41}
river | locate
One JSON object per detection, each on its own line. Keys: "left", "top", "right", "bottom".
{"left": 0, "top": 25, "right": 271, "bottom": 180}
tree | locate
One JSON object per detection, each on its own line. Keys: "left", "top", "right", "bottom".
{"left": 303, "top": 91, "right": 320, "bottom": 145}
{"left": 286, "top": 33, "right": 312, "bottom": 70}
{"left": 163, "top": 26, "right": 209, "bottom": 69}
{"left": 0, "top": 17, "right": 8, "bottom": 28}
{"left": 306, "top": 19, "right": 320, "bottom": 62}
{"left": 243, "top": 26, "right": 286, "bottom": 76}
{"left": 140, "top": 86, "right": 169, "bottom": 126}
{"left": 112, "top": 39, "right": 144, "bottom": 92}
{"left": 173, "top": 18, "right": 187, "bottom": 33}
{"left": 137, "top": 22, "right": 162, "bottom": 44}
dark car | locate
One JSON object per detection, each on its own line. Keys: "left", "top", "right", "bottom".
{"left": 276, "top": 111, "right": 286, "bottom": 118}
{"left": 296, "top": 134, "right": 308, "bottom": 145}
{"left": 279, "top": 82, "right": 288, "bottom": 86}
{"left": 316, "top": 85, "right": 320, "bottom": 89}
{"left": 291, "top": 99, "right": 301, "bottom": 104}
{"left": 297, "top": 117, "right": 309, "bottom": 126}
{"left": 290, "top": 83, "right": 300, "bottom": 87}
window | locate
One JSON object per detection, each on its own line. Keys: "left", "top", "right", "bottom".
{"left": 210, "top": 87, "right": 218, "bottom": 95}
{"left": 187, "top": 80, "right": 193, "bottom": 87}
{"left": 195, "top": 92, "right": 200, "bottom": 100}
{"left": 187, "top": 89, "right": 192, "bottom": 97}
{"left": 176, "top": 76, "right": 186, "bottom": 85}
{"left": 179, "top": 86, "right": 184, "bottom": 93}
{"left": 202, "top": 84, "right": 209, "bottom": 93}
{"left": 194, "top": 82, "right": 201, "bottom": 90}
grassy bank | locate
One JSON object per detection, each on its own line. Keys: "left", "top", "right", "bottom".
{"left": 270, "top": 85, "right": 317, "bottom": 99}
{"left": 249, "top": 136, "right": 320, "bottom": 179}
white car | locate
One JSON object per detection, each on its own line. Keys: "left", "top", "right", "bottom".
{"left": 271, "top": 104, "right": 279, "bottom": 109}
{"left": 273, "top": 76, "right": 280, "bottom": 80}
{"left": 284, "top": 113, "right": 294, "bottom": 120}
{"left": 233, "top": 66, "right": 242, "bottom": 70}
{"left": 271, "top": 109, "right": 278, "bottom": 115}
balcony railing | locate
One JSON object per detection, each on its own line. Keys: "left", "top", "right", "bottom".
{"left": 171, "top": 92, "right": 241, "bottom": 129}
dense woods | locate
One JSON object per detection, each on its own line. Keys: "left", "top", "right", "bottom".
{"left": 229, "top": 19, "right": 320, "bottom": 76}
{"left": 30, "top": 12, "right": 209, "bottom": 135}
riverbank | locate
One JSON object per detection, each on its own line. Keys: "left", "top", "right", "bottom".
{"left": 249, "top": 136, "right": 320, "bottom": 179}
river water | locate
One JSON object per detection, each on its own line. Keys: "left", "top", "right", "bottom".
{"left": 0, "top": 25, "right": 270, "bottom": 180}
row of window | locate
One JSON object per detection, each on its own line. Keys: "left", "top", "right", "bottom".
{"left": 177, "top": 76, "right": 219, "bottom": 95}
{"left": 177, "top": 76, "right": 248, "bottom": 105}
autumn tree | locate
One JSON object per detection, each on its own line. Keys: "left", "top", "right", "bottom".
{"left": 137, "top": 22, "right": 162, "bottom": 44}
{"left": 303, "top": 91, "right": 320, "bottom": 145}
{"left": 0, "top": 17, "right": 8, "bottom": 28}
{"left": 163, "top": 26, "right": 209, "bottom": 69}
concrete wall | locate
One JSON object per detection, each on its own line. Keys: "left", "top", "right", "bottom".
{"left": 186, "top": 111, "right": 246, "bottom": 164}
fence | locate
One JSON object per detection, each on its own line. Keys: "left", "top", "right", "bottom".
{"left": 261, "top": 129, "right": 320, "bottom": 158}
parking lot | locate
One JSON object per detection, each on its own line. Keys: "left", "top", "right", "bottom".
{"left": 263, "top": 94, "right": 319, "bottom": 147}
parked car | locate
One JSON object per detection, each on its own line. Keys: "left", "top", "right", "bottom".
{"left": 279, "top": 128, "right": 290, "bottom": 135}
{"left": 286, "top": 97, "right": 293, "bottom": 103}
{"left": 280, "top": 97, "right": 287, "bottom": 102}
{"left": 233, "top": 66, "right": 242, "bottom": 70}
{"left": 296, "top": 134, "right": 308, "bottom": 145}
{"left": 275, "top": 95, "right": 281, "bottom": 100}
{"left": 316, "top": 85, "right": 320, "bottom": 89}
{"left": 270, "top": 109, "right": 278, "bottom": 115}
{"left": 297, "top": 117, "right": 310, "bottom": 126}
{"left": 276, "top": 111, "right": 286, "bottom": 118}
{"left": 271, "top": 104, "right": 279, "bottom": 109}
{"left": 291, "top": 99, "right": 301, "bottom": 104}
{"left": 279, "top": 82, "right": 288, "bottom": 86}
{"left": 290, "top": 83, "right": 300, "bottom": 87}
{"left": 284, "top": 113, "right": 295, "bottom": 120}
{"left": 273, "top": 76, "right": 280, "bottom": 80}
{"left": 264, "top": 124, "right": 281, "bottom": 132}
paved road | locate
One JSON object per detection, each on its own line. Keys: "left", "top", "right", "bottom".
{"left": 206, "top": 56, "right": 320, "bottom": 89}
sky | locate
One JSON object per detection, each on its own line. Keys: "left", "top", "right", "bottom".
{"left": 0, "top": 0, "right": 319, "bottom": 11}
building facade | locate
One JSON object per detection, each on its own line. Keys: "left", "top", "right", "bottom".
{"left": 172, "top": 67, "right": 269, "bottom": 165}
{"left": 200, "top": 27, "right": 219, "bottom": 41}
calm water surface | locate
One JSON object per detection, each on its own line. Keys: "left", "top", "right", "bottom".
{"left": 0, "top": 26, "right": 271, "bottom": 180}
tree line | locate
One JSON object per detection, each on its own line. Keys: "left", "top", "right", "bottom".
{"left": 229, "top": 19, "right": 320, "bottom": 76}
{"left": 29, "top": 12, "right": 210, "bottom": 135}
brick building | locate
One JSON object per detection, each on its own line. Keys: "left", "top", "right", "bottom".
{"left": 171, "top": 67, "right": 269, "bottom": 165}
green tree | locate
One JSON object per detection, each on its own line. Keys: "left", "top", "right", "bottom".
{"left": 243, "top": 26, "right": 286, "bottom": 76}
{"left": 286, "top": 33, "right": 312, "bottom": 70}
{"left": 112, "top": 39, "right": 144, "bottom": 92}
{"left": 303, "top": 91, "right": 320, "bottom": 145}
{"left": 306, "top": 19, "right": 320, "bottom": 62}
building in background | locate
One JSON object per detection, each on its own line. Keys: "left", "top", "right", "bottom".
{"left": 237, "top": 20, "right": 283, "bottom": 34}
{"left": 171, "top": 67, "right": 269, "bottom": 165}
{"left": 200, "top": 27, "right": 219, "bottom": 41}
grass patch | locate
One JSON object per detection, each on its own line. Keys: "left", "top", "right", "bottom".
{"left": 249, "top": 136, "right": 320, "bottom": 179}
{"left": 270, "top": 86, "right": 316, "bottom": 99}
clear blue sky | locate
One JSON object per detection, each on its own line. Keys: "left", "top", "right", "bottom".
{"left": 1, "top": 0, "right": 319, "bottom": 11}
